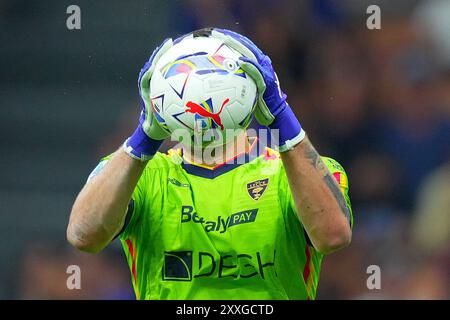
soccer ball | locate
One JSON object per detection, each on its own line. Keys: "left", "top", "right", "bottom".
{"left": 149, "top": 35, "right": 258, "bottom": 147}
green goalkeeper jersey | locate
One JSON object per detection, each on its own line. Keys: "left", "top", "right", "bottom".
{"left": 94, "top": 143, "right": 352, "bottom": 300}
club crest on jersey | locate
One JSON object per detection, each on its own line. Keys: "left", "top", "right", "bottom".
{"left": 247, "top": 178, "right": 269, "bottom": 200}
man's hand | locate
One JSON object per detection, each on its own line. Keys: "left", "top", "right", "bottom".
{"left": 210, "top": 28, "right": 305, "bottom": 152}
{"left": 123, "top": 38, "right": 174, "bottom": 161}
{"left": 210, "top": 29, "right": 351, "bottom": 254}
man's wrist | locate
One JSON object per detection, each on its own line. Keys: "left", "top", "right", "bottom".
{"left": 123, "top": 125, "right": 163, "bottom": 161}
{"left": 269, "top": 104, "right": 305, "bottom": 152}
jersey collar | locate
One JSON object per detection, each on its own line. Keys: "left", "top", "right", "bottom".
{"left": 181, "top": 137, "right": 260, "bottom": 179}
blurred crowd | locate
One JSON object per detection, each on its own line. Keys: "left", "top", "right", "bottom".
{"left": 12, "top": 0, "right": 449, "bottom": 299}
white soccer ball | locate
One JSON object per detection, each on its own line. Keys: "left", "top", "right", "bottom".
{"left": 149, "top": 35, "right": 258, "bottom": 147}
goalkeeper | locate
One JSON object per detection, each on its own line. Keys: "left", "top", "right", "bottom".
{"left": 67, "top": 29, "right": 353, "bottom": 300}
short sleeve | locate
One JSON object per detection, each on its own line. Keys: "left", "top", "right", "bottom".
{"left": 118, "top": 167, "right": 147, "bottom": 240}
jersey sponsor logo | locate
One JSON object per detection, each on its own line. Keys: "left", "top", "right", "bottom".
{"left": 162, "top": 251, "right": 193, "bottom": 281}
{"left": 162, "top": 250, "right": 276, "bottom": 281}
{"left": 246, "top": 178, "right": 269, "bottom": 200}
{"left": 181, "top": 206, "right": 258, "bottom": 233}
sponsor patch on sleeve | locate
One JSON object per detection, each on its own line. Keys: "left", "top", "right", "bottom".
{"left": 333, "top": 171, "right": 348, "bottom": 193}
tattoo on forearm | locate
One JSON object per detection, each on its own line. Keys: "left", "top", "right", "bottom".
{"left": 303, "top": 141, "right": 351, "bottom": 222}
{"left": 323, "top": 174, "right": 351, "bottom": 222}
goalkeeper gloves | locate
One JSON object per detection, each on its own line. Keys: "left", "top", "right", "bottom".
{"left": 123, "top": 38, "right": 174, "bottom": 161}
{"left": 210, "top": 28, "right": 305, "bottom": 152}
{"left": 125, "top": 28, "right": 306, "bottom": 160}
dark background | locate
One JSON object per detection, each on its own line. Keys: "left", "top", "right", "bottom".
{"left": 0, "top": 0, "right": 448, "bottom": 299}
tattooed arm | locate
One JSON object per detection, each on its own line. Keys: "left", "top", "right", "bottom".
{"left": 280, "top": 136, "right": 352, "bottom": 254}
{"left": 67, "top": 149, "right": 147, "bottom": 253}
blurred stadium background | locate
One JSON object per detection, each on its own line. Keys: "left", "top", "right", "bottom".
{"left": 0, "top": 0, "right": 448, "bottom": 299}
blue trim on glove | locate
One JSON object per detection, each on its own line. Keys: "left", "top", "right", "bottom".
{"left": 269, "top": 105, "right": 302, "bottom": 143}
{"left": 213, "top": 28, "right": 305, "bottom": 151}
{"left": 124, "top": 125, "right": 163, "bottom": 161}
